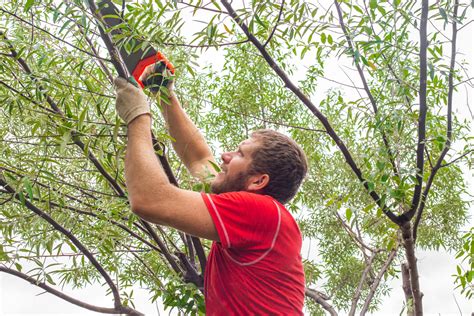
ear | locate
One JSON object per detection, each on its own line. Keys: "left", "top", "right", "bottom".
{"left": 246, "top": 174, "right": 270, "bottom": 192}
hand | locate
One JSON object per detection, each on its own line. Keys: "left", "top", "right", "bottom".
{"left": 114, "top": 77, "right": 150, "bottom": 125}
{"left": 139, "top": 60, "right": 175, "bottom": 93}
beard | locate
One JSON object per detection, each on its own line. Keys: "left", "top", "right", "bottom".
{"left": 211, "top": 171, "right": 251, "bottom": 194}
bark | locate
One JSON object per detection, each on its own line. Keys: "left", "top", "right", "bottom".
{"left": 402, "top": 263, "right": 414, "bottom": 316}
{"left": 401, "top": 222, "right": 422, "bottom": 315}
{"left": 413, "top": 0, "right": 459, "bottom": 240}
{"left": 406, "top": 0, "right": 429, "bottom": 221}
{"left": 305, "top": 288, "right": 338, "bottom": 316}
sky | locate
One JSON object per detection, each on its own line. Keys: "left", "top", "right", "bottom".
{"left": 1, "top": 1, "right": 473, "bottom": 315}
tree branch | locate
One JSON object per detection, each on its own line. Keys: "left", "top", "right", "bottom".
{"left": 304, "top": 288, "right": 337, "bottom": 316}
{"left": 0, "top": 177, "right": 124, "bottom": 311}
{"left": 405, "top": 0, "right": 429, "bottom": 222}
{"left": 412, "top": 0, "right": 459, "bottom": 240}
{"left": 401, "top": 222, "right": 422, "bottom": 315}
{"left": 349, "top": 253, "right": 376, "bottom": 315}
{"left": 0, "top": 32, "right": 126, "bottom": 197}
{"left": 334, "top": 0, "right": 400, "bottom": 179}
{"left": 86, "top": 0, "right": 207, "bottom": 285}
{"left": 0, "top": 8, "right": 112, "bottom": 62}
{"left": 178, "top": 1, "right": 227, "bottom": 14}
{"left": 440, "top": 149, "right": 473, "bottom": 168}
{"left": 219, "top": 0, "right": 401, "bottom": 225}
{"left": 0, "top": 266, "right": 142, "bottom": 315}
{"left": 400, "top": 262, "right": 414, "bottom": 316}
{"left": 360, "top": 246, "right": 399, "bottom": 315}
{"left": 263, "top": 0, "right": 285, "bottom": 47}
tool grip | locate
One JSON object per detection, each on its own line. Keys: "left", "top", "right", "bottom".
{"left": 132, "top": 52, "right": 175, "bottom": 89}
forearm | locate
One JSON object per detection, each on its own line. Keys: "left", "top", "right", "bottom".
{"left": 160, "top": 92, "right": 215, "bottom": 176}
{"left": 125, "top": 115, "right": 170, "bottom": 211}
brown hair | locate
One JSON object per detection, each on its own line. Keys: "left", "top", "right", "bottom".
{"left": 249, "top": 129, "right": 308, "bottom": 204}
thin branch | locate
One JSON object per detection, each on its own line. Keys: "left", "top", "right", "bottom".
{"left": 219, "top": 0, "right": 401, "bottom": 225}
{"left": 360, "top": 246, "right": 399, "bottom": 315}
{"left": 0, "top": 267, "right": 142, "bottom": 315}
{"left": 178, "top": 1, "right": 227, "bottom": 14}
{"left": 440, "top": 149, "right": 473, "bottom": 168}
{"left": 0, "top": 79, "right": 57, "bottom": 115}
{"left": 263, "top": 0, "right": 285, "bottom": 47}
{"left": 334, "top": 0, "right": 400, "bottom": 179}
{"left": 1, "top": 32, "right": 126, "bottom": 197}
{"left": 0, "top": 177, "right": 123, "bottom": 310}
{"left": 335, "top": 211, "right": 377, "bottom": 253}
{"left": 304, "top": 288, "right": 337, "bottom": 316}
{"left": 0, "top": 8, "right": 112, "bottom": 62}
{"left": 349, "top": 253, "right": 376, "bottom": 316}
{"left": 162, "top": 39, "right": 249, "bottom": 48}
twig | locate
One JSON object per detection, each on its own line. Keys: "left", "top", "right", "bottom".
{"left": 359, "top": 247, "right": 399, "bottom": 315}
{"left": 0, "top": 266, "right": 142, "bottom": 315}
{"left": 349, "top": 253, "right": 376, "bottom": 315}
{"left": 440, "top": 149, "right": 473, "bottom": 168}
{"left": 263, "top": 0, "right": 285, "bottom": 47}
{"left": 178, "top": 1, "right": 227, "bottom": 14}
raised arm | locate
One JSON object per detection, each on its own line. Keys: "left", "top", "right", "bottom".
{"left": 140, "top": 64, "right": 217, "bottom": 180}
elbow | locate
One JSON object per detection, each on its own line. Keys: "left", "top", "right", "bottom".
{"left": 128, "top": 195, "right": 170, "bottom": 225}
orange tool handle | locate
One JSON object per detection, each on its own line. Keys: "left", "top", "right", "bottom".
{"left": 132, "top": 52, "right": 175, "bottom": 89}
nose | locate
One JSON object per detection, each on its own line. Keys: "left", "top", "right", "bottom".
{"left": 221, "top": 152, "right": 232, "bottom": 164}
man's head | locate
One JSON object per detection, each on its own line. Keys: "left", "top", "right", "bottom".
{"left": 211, "top": 129, "right": 308, "bottom": 204}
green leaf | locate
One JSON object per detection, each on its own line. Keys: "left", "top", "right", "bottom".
{"left": 367, "top": 181, "right": 375, "bottom": 192}
{"left": 345, "top": 208, "right": 352, "bottom": 221}
{"left": 439, "top": 8, "right": 447, "bottom": 21}
{"left": 23, "top": 177, "right": 34, "bottom": 201}
{"left": 208, "top": 160, "right": 221, "bottom": 173}
{"left": 370, "top": 0, "right": 377, "bottom": 10}
{"left": 24, "top": 0, "right": 35, "bottom": 12}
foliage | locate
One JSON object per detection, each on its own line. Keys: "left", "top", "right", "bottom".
{"left": 0, "top": 0, "right": 472, "bottom": 314}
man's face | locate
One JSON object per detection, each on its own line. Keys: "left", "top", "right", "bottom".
{"left": 211, "top": 138, "right": 260, "bottom": 194}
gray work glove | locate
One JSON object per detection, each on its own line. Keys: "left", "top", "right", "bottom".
{"left": 114, "top": 77, "right": 150, "bottom": 124}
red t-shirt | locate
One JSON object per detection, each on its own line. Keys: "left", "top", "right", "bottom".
{"left": 201, "top": 191, "right": 305, "bottom": 315}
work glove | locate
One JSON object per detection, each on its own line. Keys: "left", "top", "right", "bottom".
{"left": 140, "top": 55, "right": 175, "bottom": 94}
{"left": 114, "top": 77, "right": 150, "bottom": 125}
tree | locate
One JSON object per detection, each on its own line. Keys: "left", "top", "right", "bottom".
{"left": 0, "top": 0, "right": 472, "bottom": 315}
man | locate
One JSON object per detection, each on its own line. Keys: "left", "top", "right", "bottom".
{"left": 114, "top": 61, "right": 308, "bottom": 314}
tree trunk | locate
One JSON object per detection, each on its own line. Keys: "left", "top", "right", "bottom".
{"left": 401, "top": 222, "right": 423, "bottom": 315}
{"left": 402, "top": 263, "right": 414, "bottom": 316}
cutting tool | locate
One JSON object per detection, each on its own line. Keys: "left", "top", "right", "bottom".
{"left": 97, "top": 0, "right": 175, "bottom": 89}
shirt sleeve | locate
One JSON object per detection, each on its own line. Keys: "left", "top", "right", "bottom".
{"left": 201, "top": 191, "right": 281, "bottom": 250}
